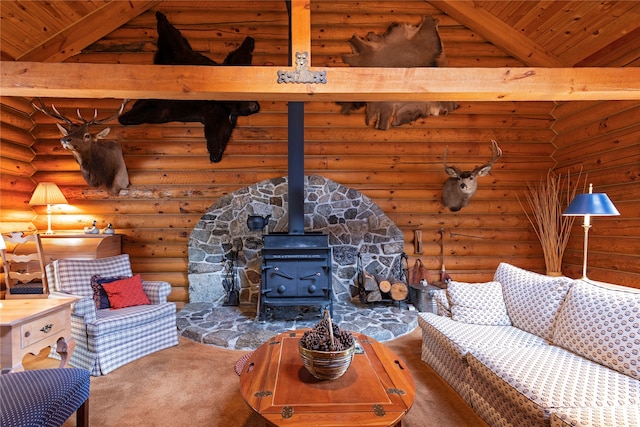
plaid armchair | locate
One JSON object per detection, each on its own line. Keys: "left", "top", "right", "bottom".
{"left": 46, "top": 254, "right": 178, "bottom": 375}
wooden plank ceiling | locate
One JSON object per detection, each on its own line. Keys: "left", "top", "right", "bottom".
{"left": 1, "top": 1, "right": 638, "bottom": 66}
{"left": 1, "top": 1, "right": 639, "bottom": 102}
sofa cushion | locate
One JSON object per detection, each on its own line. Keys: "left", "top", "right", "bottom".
{"left": 447, "top": 280, "right": 511, "bottom": 326}
{"left": 493, "top": 262, "right": 575, "bottom": 341}
{"left": 494, "top": 262, "right": 574, "bottom": 342}
{"left": 550, "top": 406, "right": 640, "bottom": 427}
{"left": 553, "top": 280, "right": 640, "bottom": 380}
{"left": 418, "top": 312, "right": 547, "bottom": 361}
{"left": 468, "top": 345, "right": 640, "bottom": 426}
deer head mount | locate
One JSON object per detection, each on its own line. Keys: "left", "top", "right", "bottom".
{"left": 442, "top": 140, "right": 502, "bottom": 212}
{"left": 32, "top": 99, "right": 130, "bottom": 195}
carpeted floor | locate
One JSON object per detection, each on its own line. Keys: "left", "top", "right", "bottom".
{"left": 21, "top": 327, "right": 487, "bottom": 427}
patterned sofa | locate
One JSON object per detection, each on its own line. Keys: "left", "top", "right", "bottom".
{"left": 46, "top": 254, "right": 179, "bottom": 375}
{"left": 418, "top": 262, "right": 639, "bottom": 427}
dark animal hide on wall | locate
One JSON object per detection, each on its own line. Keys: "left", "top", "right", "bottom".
{"left": 339, "top": 16, "right": 459, "bottom": 130}
{"left": 118, "top": 12, "right": 260, "bottom": 162}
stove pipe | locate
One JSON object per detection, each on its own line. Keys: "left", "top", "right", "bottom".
{"left": 288, "top": 102, "right": 305, "bottom": 234}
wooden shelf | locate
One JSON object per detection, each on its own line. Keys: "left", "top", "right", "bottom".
{"left": 15, "top": 234, "right": 122, "bottom": 263}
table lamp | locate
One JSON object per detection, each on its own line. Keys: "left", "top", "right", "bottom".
{"left": 28, "top": 182, "right": 68, "bottom": 234}
{"left": 563, "top": 183, "right": 620, "bottom": 280}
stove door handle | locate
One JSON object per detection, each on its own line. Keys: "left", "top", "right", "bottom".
{"left": 300, "top": 272, "right": 322, "bottom": 280}
{"left": 262, "top": 265, "right": 293, "bottom": 280}
{"left": 273, "top": 267, "right": 293, "bottom": 279}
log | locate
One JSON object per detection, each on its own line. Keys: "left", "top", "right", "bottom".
{"left": 365, "top": 289, "right": 382, "bottom": 303}
{"left": 362, "top": 271, "right": 380, "bottom": 292}
{"left": 375, "top": 275, "right": 392, "bottom": 293}
{"left": 390, "top": 281, "right": 409, "bottom": 301}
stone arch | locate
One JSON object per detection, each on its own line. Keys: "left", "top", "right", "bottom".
{"left": 188, "top": 175, "right": 405, "bottom": 307}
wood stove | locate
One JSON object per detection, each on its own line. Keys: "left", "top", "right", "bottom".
{"left": 259, "top": 233, "right": 332, "bottom": 321}
{"left": 257, "top": 102, "right": 333, "bottom": 321}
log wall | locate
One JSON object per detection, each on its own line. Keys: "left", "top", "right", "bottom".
{"left": 0, "top": 97, "right": 37, "bottom": 233}
{"left": 553, "top": 101, "right": 640, "bottom": 286}
{"left": 1, "top": 1, "right": 638, "bottom": 305}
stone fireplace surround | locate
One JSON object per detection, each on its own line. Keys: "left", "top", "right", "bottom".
{"left": 181, "top": 175, "right": 417, "bottom": 349}
{"left": 189, "top": 174, "right": 409, "bottom": 305}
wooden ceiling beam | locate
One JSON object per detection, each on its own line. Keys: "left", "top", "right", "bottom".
{"left": 17, "top": 1, "right": 160, "bottom": 63}
{"left": 2, "top": 61, "right": 639, "bottom": 101}
{"left": 429, "top": 0, "right": 567, "bottom": 67}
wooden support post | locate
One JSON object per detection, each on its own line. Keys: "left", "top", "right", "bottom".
{"left": 290, "top": 1, "right": 311, "bottom": 63}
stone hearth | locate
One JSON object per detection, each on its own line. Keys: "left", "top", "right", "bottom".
{"left": 177, "top": 302, "right": 418, "bottom": 350}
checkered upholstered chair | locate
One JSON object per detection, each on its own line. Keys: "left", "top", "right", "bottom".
{"left": 0, "top": 368, "right": 90, "bottom": 427}
{"left": 46, "top": 254, "right": 178, "bottom": 375}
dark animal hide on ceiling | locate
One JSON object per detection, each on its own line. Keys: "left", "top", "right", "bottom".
{"left": 118, "top": 12, "right": 260, "bottom": 162}
{"left": 339, "top": 16, "right": 459, "bottom": 130}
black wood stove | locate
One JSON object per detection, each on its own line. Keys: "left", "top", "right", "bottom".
{"left": 259, "top": 233, "right": 332, "bottom": 321}
{"left": 258, "top": 102, "right": 332, "bottom": 321}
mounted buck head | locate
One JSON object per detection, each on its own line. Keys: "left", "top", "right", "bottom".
{"left": 32, "top": 99, "right": 130, "bottom": 195}
{"left": 442, "top": 140, "right": 502, "bottom": 212}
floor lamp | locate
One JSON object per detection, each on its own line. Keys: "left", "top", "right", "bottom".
{"left": 28, "top": 182, "right": 68, "bottom": 234}
{"left": 563, "top": 183, "right": 620, "bottom": 280}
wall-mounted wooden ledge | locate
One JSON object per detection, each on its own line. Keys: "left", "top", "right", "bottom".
{"left": 2, "top": 61, "right": 639, "bottom": 102}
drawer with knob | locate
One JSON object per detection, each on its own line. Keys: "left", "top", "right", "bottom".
{"left": 21, "top": 311, "right": 67, "bottom": 348}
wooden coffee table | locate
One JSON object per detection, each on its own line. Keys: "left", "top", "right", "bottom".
{"left": 0, "top": 298, "right": 77, "bottom": 374}
{"left": 239, "top": 329, "right": 415, "bottom": 426}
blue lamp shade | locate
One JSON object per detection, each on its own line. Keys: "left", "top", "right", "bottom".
{"left": 563, "top": 193, "right": 620, "bottom": 216}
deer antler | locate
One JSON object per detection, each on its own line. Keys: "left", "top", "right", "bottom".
{"left": 75, "top": 108, "right": 98, "bottom": 125}
{"left": 32, "top": 98, "right": 129, "bottom": 126}
{"left": 487, "top": 139, "right": 502, "bottom": 166}
{"left": 32, "top": 98, "right": 74, "bottom": 125}
{"left": 77, "top": 99, "right": 130, "bottom": 125}
{"left": 90, "top": 99, "right": 130, "bottom": 125}
{"left": 443, "top": 145, "right": 449, "bottom": 168}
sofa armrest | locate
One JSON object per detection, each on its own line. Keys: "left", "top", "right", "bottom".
{"left": 50, "top": 291, "right": 97, "bottom": 322}
{"left": 142, "top": 280, "right": 172, "bottom": 304}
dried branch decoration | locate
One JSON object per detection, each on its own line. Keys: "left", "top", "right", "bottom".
{"left": 518, "top": 169, "right": 586, "bottom": 275}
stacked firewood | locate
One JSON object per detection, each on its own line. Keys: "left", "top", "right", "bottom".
{"left": 356, "top": 270, "right": 409, "bottom": 303}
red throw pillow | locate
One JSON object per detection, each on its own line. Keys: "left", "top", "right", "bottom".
{"left": 90, "top": 275, "right": 129, "bottom": 310}
{"left": 101, "top": 274, "right": 151, "bottom": 309}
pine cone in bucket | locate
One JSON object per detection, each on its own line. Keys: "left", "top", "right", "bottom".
{"left": 299, "top": 311, "right": 355, "bottom": 380}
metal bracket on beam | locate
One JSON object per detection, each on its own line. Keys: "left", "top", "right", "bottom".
{"left": 277, "top": 52, "right": 326, "bottom": 84}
